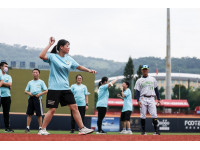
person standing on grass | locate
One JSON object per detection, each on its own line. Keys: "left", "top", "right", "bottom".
{"left": 70, "top": 74, "right": 90, "bottom": 133}
{"left": 96, "top": 77, "right": 118, "bottom": 134}
{"left": 0, "top": 62, "right": 14, "bottom": 132}
{"left": 25, "top": 68, "right": 48, "bottom": 133}
{"left": 117, "top": 82, "right": 133, "bottom": 134}
{"left": 39, "top": 37, "right": 96, "bottom": 135}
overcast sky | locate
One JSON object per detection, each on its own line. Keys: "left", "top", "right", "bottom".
{"left": 0, "top": 8, "right": 200, "bottom": 62}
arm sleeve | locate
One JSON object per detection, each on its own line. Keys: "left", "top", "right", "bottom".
{"left": 154, "top": 87, "right": 161, "bottom": 100}
{"left": 9, "top": 76, "right": 12, "bottom": 83}
{"left": 103, "top": 84, "right": 109, "bottom": 90}
{"left": 71, "top": 85, "right": 75, "bottom": 94}
{"left": 154, "top": 78, "right": 158, "bottom": 88}
{"left": 43, "top": 53, "right": 52, "bottom": 63}
{"left": 42, "top": 81, "right": 48, "bottom": 91}
{"left": 84, "top": 86, "right": 90, "bottom": 95}
{"left": 70, "top": 57, "right": 80, "bottom": 70}
{"left": 136, "top": 90, "right": 140, "bottom": 102}
{"left": 25, "top": 82, "right": 30, "bottom": 92}
{"left": 134, "top": 80, "right": 140, "bottom": 91}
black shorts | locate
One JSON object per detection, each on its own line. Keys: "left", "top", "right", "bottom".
{"left": 46, "top": 90, "right": 76, "bottom": 108}
{"left": 120, "top": 111, "right": 132, "bottom": 121}
{"left": 26, "top": 96, "right": 43, "bottom": 116}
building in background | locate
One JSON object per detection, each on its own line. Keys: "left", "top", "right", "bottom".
{"left": 95, "top": 73, "right": 200, "bottom": 94}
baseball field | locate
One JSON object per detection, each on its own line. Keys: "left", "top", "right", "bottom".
{"left": 0, "top": 130, "right": 200, "bottom": 141}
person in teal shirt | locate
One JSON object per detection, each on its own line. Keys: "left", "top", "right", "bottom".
{"left": 117, "top": 82, "right": 133, "bottom": 134}
{"left": 0, "top": 62, "right": 14, "bottom": 132}
{"left": 39, "top": 37, "right": 96, "bottom": 135}
{"left": 96, "top": 76, "right": 118, "bottom": 134}
{"left": 24, "top": 68, "right": 48, "bottom": 133}
{"left": 70, "top": 74, "right": 90, "bottom": 133}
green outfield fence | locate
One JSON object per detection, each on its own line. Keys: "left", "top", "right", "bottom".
{"left": 0, "top": 69, "right": 95, "bottom": 114}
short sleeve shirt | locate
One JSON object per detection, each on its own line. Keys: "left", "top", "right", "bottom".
{"left": 0, "top": 70, "right": 3, "bottom": 97}
{"left": 1, "top": 74, "right": 12, "bottom": 97}
{"left": 25, "top": 79, "right": 47, "bottom": 99}
{"left": 43, "top": 53, "right": 79, "bottom": 90}
{"left": 71, "top": 84, "right": 90, "bottom": 106}
{"left": 134, "top": 76, "right": 158, "bottom": 97}
{"left": 96, "top": 84, "right": 109, "bottom": 108}
{"left": 122, "top": 88, "right": 133, "bottom": 112}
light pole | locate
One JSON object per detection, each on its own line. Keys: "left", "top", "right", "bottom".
{"left": 178, "top": 70, "right": 181, "bottom": 113}
{"left": 166, "top": 8, "right": 172, "bottom": 100}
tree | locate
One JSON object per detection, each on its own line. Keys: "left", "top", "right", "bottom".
{"left": 134, "top": 65, "right": 142, "bottom": 83}
{"left": 172, "top": 84, "right": 189, "bottom": 99}
{"left": 123, "top": 57, "right": 134, "bottom": 97}
{"left": 188, "top": 88, "right": 200, "bottom": 110}
{"left": 109, "top": 84, "right": 121, "bottom": 98}
{"left": 159, "top": 87, "right": 165, "bottom": 99}
{"left": 123, "top": 57, "right": 134, "bottom": 82}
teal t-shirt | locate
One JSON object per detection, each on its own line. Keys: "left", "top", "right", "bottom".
{"left": 44, "top": 53, "right": 79, "bottom": 90}
{"left": 1, "top": 74, "right": 12, "bottom": 97}
{"left": 25, "top": 79, "right": 47, "bottom": 99}
{"left": 96, "top": 84, "right": 109, "bottom": 108}
{"left": 122, "top": 88, "right": 133, "bottom": 112}
{"left": 0, "top": 70, "right": 2, "bottom": 97}
{"left": 71, "top": 84, "right": 90, "bottom": 106}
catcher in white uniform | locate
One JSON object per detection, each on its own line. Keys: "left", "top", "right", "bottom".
{"left": 134, "top": 65, "right": 161, "bottom": 135}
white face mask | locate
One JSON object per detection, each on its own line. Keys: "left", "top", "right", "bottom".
{"left": 4, "top": 67, "right": 8, "bottom": 73}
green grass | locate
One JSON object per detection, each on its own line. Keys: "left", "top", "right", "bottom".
{"left": 1, "top": 130, "right": 200, "bottom": 135}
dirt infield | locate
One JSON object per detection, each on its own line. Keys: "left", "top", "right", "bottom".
{"left": 0, "top": 133, "right": 200, "bottom": 141}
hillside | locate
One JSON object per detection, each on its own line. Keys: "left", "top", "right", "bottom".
{"left": 1, "top": 43, "right": 200, "bottom": 79}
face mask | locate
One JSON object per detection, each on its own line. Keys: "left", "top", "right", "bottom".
{"left": 4, "top": 67, "right": 8, "bottom": 73}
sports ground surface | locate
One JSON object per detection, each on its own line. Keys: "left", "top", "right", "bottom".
{"left": 0, "top": 130, "right": 200, "bottom": 141}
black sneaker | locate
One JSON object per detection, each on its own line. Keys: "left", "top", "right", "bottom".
{"left": 141, "top": 131, "right": 147, "bottom": 135}
{"left": 5, "top": 128, "right": 14, "bottom": 133}
{"left": 96, "top": 130, "right": 107, "bottom": 134}
{"left": 25, "top": 128, "right": 30, "bottom": 133}
{"left": 70, "top": 129, "right": 75, "bottom": 133}
{"left": 153, "top": 131, "right": 160, "bottom": 135}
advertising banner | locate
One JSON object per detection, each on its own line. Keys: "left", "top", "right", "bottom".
{"left": 91, "top": 117, "right": 120, "bottom": 132}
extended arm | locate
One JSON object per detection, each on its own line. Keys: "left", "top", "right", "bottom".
{"left": 76, "top": 65, "right": 96, "bottom": 74}
{"left": 108, "top": 77, "right": 119, "bottom": 88}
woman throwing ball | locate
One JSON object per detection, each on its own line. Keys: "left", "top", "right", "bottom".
{"left": 39, "top": 37, "right": 96, "bottom": 135}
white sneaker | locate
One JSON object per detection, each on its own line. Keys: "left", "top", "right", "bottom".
{"left": 38, "top": 129, "right": 50, "bottom": 135}
{"left": 79, "top": 127, "right": 94, "bottom": 135}
{"left": 120, "top": 130, "right": 127, "bottom": 134}
{"left": 126, "top": 130, "right": 133, "bottom": 134}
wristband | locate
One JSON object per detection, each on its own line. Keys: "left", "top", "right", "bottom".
{"left": 109, "top": 82, "right": 113, "bottom": 87}
{"left": 86, "top": 103, "right": 89, "bottom": 106}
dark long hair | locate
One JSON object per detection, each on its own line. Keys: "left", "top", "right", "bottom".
{"left": 98, "top": 77, "right": 108, "bottom": 88}
{"left": 51, "top": 39, "right": 70, "bottom": 54}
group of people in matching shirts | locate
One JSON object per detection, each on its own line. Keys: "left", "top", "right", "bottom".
{"left": 0, "top": 37, "right": 160, "bottom": 135}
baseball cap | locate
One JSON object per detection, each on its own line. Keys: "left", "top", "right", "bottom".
{"left": 141, "top": 65, "right": 149, "bottom": 70}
